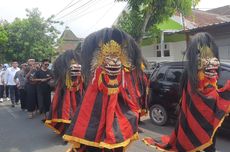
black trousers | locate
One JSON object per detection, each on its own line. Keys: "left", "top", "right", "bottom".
{"left": 8, "top": 85, "right": 19, "bottom": 105}
{"left": 0, "top": 85, "right": 4, "bottom": 98}
{"left": 26, "top": 83, "right": 37, "bottom": 112}
{"left": 19, "top": 89, "right": 27, "bottom": 110}
{"left": 5, "top": 85, "right": 9, "bottom": 98}
{"left": 37, "top": 84, "right": 51, "bottom": 113}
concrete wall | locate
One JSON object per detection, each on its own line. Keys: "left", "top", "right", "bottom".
{"left": 142, "top": 33, "right": 230, "bottom": 63}
{"left": 190, "top": 25, "right": 230, "bottom": 63}
{"left": 141, "top": 41, "right": 186, "bottom": 62}
{"left": 214, "top": 35, "right": 230, "bottom": 62}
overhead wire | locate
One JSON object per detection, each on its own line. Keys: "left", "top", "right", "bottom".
{"left": 54, "top": 0, "right": 76, "bottom": 17}
{"left": 64, "top": 1, "right": 112, "bottom": 23}
{"left": 86, "top": 3, "right": 115, "bottom": 32}
{"left": 56, "top": 0, "right": 98, "bottom": 20}
{"left": 63, "top": 0, "right": 108, "bottom": 22}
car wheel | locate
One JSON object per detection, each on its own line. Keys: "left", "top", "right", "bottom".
{"left": 149, "top": 104, "right": 168, "bottom": 126}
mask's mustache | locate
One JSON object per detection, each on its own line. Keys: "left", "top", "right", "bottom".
{"left": 70, "top": 64, "right": 81, "bottom": 77}
{"left": 202, "top": 58, "right": 220, "bottom": 78}
{"left": 103, "top": 64, "right": 121, "bottom": 76}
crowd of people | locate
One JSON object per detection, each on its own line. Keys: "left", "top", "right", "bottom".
{"left": 0, "top": 59, "right": 53, "bottom": 120}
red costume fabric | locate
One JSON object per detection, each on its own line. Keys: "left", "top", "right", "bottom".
{"left": 45, "top": 80, "right": 83, "bottom": 135}
{"left": 125, "top": 69, "right": 149, "bottom": 117}
{"left": 143, "top": 80, "right": 230, "bottom": 152}
{"left": 63, "top": 67, "right": 139, "bottom": 150}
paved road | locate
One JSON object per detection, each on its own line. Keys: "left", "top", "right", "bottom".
{"left": 0, "top": 100, "right": 230, "bottom": 152}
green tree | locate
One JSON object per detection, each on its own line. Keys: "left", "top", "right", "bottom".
{"left": 0, "top": 25, "right": 8, "bottom": 45}
{"left": 0, "top": 22, "right": 8, "bottom": 62}
{"left": 3, "top": 8, "right": 62, "bottom": 62}
{"left": 116, "top": 0, "right": 199, "bottom": 43}
{"left": 116, "top": 9, "right": 143, "bottom": 41}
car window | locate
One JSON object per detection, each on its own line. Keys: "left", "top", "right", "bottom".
{"left": 150, "top": 68, "right": 158, "bottom": 80}
{"left": 165, "top": 68, "right": 183, "bottom": 83}
{"left": 156, "top": 66, "right": 168, "bottom": 81}
{"left": 218, "top": 67, "right": 230, "bottom": 87}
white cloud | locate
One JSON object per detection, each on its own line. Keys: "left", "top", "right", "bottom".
{"left": 0, "top": 0, "right": 126, "bottom": 38}
{"left": 197, "top": 0, "right": 230, "bottom": 10}
{"left": 1, "top": 0, "right": 229, "bottom": 37}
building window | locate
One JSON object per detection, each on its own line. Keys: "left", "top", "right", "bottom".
{"left": 156, "top": 45, "right": 159, "bottom": 50}
{"left": 164, "top": 50, "right": 170, "bottom": 57}
{"left": 164, "top": 44, "right": 167, "bottom": 49}
{"left": 157, "top": 51, "right": 161, "bottom": 57}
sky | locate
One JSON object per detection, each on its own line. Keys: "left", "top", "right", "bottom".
{"left": 0, "top": 0, "right": 230, "bottom": 38}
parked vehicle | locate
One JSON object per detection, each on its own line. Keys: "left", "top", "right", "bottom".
{"left": 144, "top": 61, "right": 157, "bottom": 77}
{"left": 218, "top": 62, "right": 230, "bottom": 133}
{"left": 148, "top": 62, "right": 184, "bottom": 125}
{"left": 148, "top": 61, "right": 230, "bottom": 132}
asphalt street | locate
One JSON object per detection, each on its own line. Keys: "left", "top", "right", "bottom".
{"left": 0, "top": 99, "right": 230, "bottom": 152}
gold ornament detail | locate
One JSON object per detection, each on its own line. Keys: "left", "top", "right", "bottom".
{"left": 198, "top": 46, "right": 214, "bottom": 58}
{"left": 65, "top": 59, "right": 79, "bottom": 89}
{"left": 101, "top": 40, "right": 122, "bottom": 57}
{"left": 107, "top": 88, "right": 119, "bottom": 95}
{"left": 93, "top": 40, "right": 129, "bottom": 69}
{"left": 108, "top": 79, "right": 118, "bottom": 86}
{"left": 98, "top": 72, "right": 120, "bottom": 95}
{"left": 65, "top": 73, "right": 73, "bottom": 89}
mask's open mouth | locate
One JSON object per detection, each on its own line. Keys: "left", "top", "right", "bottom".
{"left": 70, "top": 64, "right": 81, "bottom": 77}
{"left": 204, "top": 66, "right": 218, "bottom": 78}
{"left": 104, "top": 64, "right": 121, "bottom": 75}
{"left": 203, "top": 58, "right": 220, "bottom": 78}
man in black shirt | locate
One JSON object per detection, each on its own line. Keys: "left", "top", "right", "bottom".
{"left": 35, "top": 59, "right": 53, "bottom": 121}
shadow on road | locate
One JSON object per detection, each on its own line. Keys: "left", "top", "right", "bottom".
{"left": 139, "top": 117, "right": 174, "bottom": 137}
{"left": 0, "top": 101, "right": 68, "bottom": 152}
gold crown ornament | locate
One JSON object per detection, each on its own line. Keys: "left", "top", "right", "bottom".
{"left": 93, "top": 40, "right": 130, "bottom": 68}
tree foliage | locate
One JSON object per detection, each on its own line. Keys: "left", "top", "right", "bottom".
{"left": 116, "top": 0, "right": 199, "bottom": 43}
{"left": 0, "top": 21, "right": 9, "bottom": 62}
{"left": 0, "top": 24, "right": 8, "bottom": 45}
{"left": 116, "top": 9, "right": 143, "bottom": 41}
{"left": 1, "top": 8, "right": 62, "bottom": 63}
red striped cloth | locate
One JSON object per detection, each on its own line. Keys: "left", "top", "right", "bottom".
{"left": 63, "top": 68, "right": 139, "bottom": 150}
{"left": 143, "top": 80, "right": 230, "bottom": 152}
{"left": 45, "top": 80, "right": 83, "bottom": 135}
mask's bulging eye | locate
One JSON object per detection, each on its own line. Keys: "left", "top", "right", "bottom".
{"left": 103, "top": 56, "right": 122, "bottom": 76}
{"left": 199, "top": 57, "right": 220, "bottom": 78}
{"left": 197, "top": 46, "right": 220, "bottom": 78}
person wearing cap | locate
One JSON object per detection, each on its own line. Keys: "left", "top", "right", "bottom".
{"left": 14, "top": 63, "right": 27, "bottom": 110}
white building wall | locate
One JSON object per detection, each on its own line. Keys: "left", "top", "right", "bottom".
{"left": 141, "top": 41, "right": 186, "bottom": 62}
{"left": 214, "top": 35, "right": 230, "bottom": 62}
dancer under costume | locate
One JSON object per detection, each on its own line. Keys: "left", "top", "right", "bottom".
{"left": 63, "top": 28, "right": 147, "bottom": 152}
{"left": 143, "top": 32, "right": 230, "bottom": 152}
{"left": 45, "top": 49, "right": 84, "bottom": 135}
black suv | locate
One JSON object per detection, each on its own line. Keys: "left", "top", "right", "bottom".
{"left": 148, "top": 61, "right": 230, "bottom": 129}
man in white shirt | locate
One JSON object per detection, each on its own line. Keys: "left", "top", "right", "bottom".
{"left": 5, "top": 61, "right": 20, "bottom": 107}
